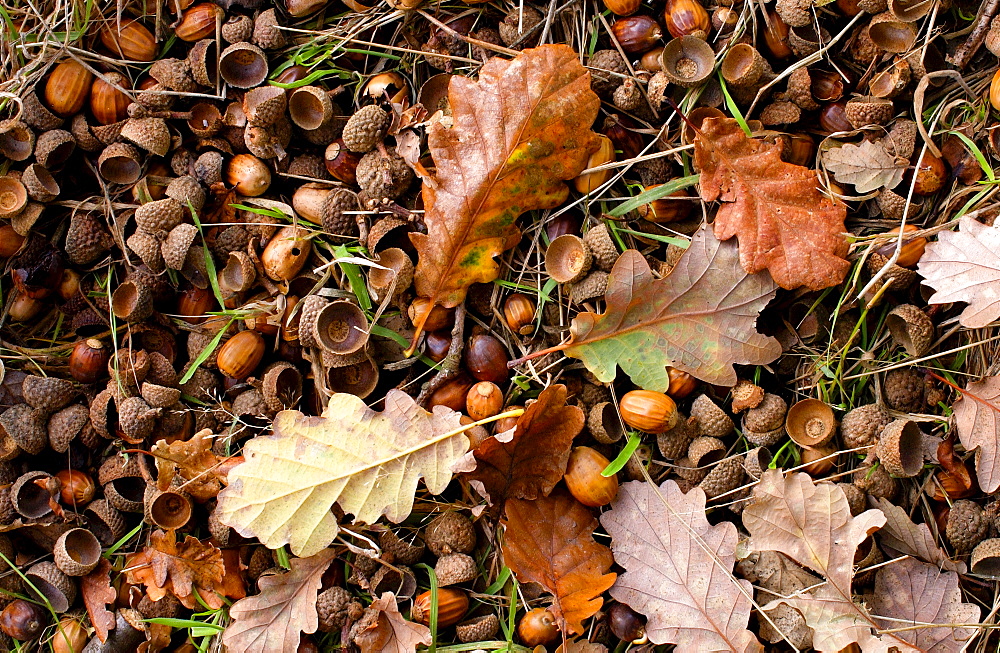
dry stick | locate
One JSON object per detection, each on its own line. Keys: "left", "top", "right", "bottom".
{"left": 416, "top": 303, "right": 467, "bottom": 405}
{"left": 949, "top": 0, "right": 1000, "bottom": 69}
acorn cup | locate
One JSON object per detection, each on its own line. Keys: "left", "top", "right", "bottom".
{"left": 785, "top": 398, "right": 836, "bottom": 448}
{"left": 314, "top": 300, "right": 370, "bottom": 354}
{"left": 11, "top": 470, "right": 56, "bottom": 519}
{"left": 720, "top": 43, "right": 768, "bottom": 88}
{"left": 25, "top": 562, "right": 76, "bottom": 612}
{"left": 85, "top": 498, "right": 127, "bottom": 545}
{"left": 660, "top": 36, "right": 715, "bottom": 87}
{"left": 144, "top": 484, "right": 193, "bottom": 530}
{"left": 588, "top": 401, "right": 626, "bottom": 443}
{"left": 220, "top": 42, "right": 269, "bottom": 89}
{"left": 289, "top": 85, "right": 335, "bottom": 130}
{"left": 368, "top": 248, "right": 414, "bottom": 301}
{"left": 874, "top": 419, "right": 923, "bottom": 477}
{"left": 98, "top": 142, "right": 143, "bottom": 185}
{"left": 326, "top": 354, "right": 379, "bottom": 398}
{"left": 22, "top": 164, "right": 60, "bottom": 202}
{"left": 262, "top": 361, "right": 303, "bottom": 412}
{"left": 545, "top": 234, "right": 592, "bottom": 283}
{"left": 0, "top": 177, "right": 28, "bottom": 219}
{"left": 219, "top": 251, "right": 257, "bottom": 294}
{"left": 53, "top": 528, "right": 102, "bottom": 576}
{"left": 0, "top": 120, "right": 35, "bottom": 161}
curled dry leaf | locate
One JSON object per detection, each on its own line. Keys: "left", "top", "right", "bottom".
{"left": 694, "top": 116, "right": 850, "bottom": 291}
{"left": 871, "top": 558, "right": 980, "bottom": 652}
{"left": 952, "top": 375, "right": 1000, "bottom": 492}
{"left": 917, "top": 217, "right": 1000, "bottom": 328}
{"left": 81, "top": 558, "right": 117, "bottom": 644}
{"left": 125, "top": 529, "right": 228, "bottom": 610}
{"left": 743, "top": 471, "right": 923, "bottom": 653}
{"left": 217, "top": 390, "right": 467, "bottom": 556}
{"left": 410, "top": 44, "right": 601, "bottom": 342}
{"left": 223, "top": 548, "right": 337, "bottom": 653}
{"left": 599, "top": 480, "right": 761, "bottom": 653}
{"left": 560, "top": 227, "right": 782, "bottom": 390}
{"left": 151, "top": 428, "right": 227, "bottom": 501}
{"left": 502, "top": 489, "right": 616, "bottom": 637}
{"left": 869, "top": 496, "right": 964, "bottom": 573}
{"left": 822, "top": 140, "right": 907, "bottom": 194}
{"left": 352, "top": 592, "right": 431, "bottom": 653}
{"left": 456, "top": 384, "right": 584, "bottom": 506}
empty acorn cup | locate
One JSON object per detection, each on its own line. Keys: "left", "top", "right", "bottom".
{"left": 660, "top": 36, "right": 715, "bottom": 87}
{"left": 144, "top": 484, "right": 193, "bottom": 530}
{"left": 314, "top": 300, "right": 370, "bottom": 355}
{"left": 326, "top": 355, "right": 379, "bottom": 398}
{"left": 785, "top": 398, "right": 836, "bottom": 448}
{"left": 545, "top": 234, "right": 592, "bottom": 284}
{"left": 219, "top": 42, "right": 269, "bottom": 89}
{"left": 368, "top": 248, "right": 414, "bottom": 300}
{"left": 53, "top": 527, "right": 102, "bottom": 576}
{"left": 0, "top": 176, "right": 28, "bottom": 219}
{"left": 874, "top": 419, "right": 923, "bottom": 477}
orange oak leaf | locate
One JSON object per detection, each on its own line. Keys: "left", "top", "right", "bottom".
{"left": 352, "top": 592, "right": 431, "bottom": 653}
{"left": 223, "top": 549, "right": 337, "bottom": 653}
{"left": 151, "top": 429, "right": 228, "bottom": 501}
{"left": 81, "top": 558, "right": 117, "bottom": 643}
{"left": 502, "top": 489, "right": 616, "bottom": 637}
{"left": 556, "top": 227, "right": 781, "bottom": 390}
{"left": 409, "top": 45, "right": 601, "bottom": 343}
{"left": 456, "top": 384, "right": 583, "bottom": 506}
{"left": 125, "top": 529, "right": 227, "bottom": 610}
{"left": 694, "top": 116, "right": 849, "bottom": 290}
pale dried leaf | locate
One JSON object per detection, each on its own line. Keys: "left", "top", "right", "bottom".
{"left": 869, "top": 497, "right": 964, "bottom": 573}
{"left": 222, "top": 549, "right": 337, "bottom": 653}
{"left": 871, "top": 558, "right": 980, "bottom": 652}
{"left": 217, "top": 390, "right": 467, "bottom": 556}
{"left": 823, "top": 141, "right": 907, "bottom": 193}
{"left": 917, "top": 217, "right": 1000, "bottom": 328}
{"left": 953, "top": 376, "right": 1000, "bottom": 493}
{"left": 600, "top": 480, "right": 762, "bottom": 652}
{"left": 354, "top": 593, "right": 432, "bottom": 653}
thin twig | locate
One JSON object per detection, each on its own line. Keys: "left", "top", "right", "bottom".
{"left": 949, "top": 0, "right": 1000, "bottom": 69}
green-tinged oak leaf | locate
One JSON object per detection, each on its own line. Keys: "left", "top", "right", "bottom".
{"left": 216, "top": 390, "right": 468, "bottom": 556}
{"left": 562, "top": 227, "right": 781, "bottom": 390}
{"left": 410, "top": 44, "right": 601, "bottom": 339}
{"left": 223, "top": 549, "right": 337, "bottom": 653}
{"left": 502, "top": 489, "right": 616, "bottom": 637}
{"left": 695, "top": 116, "right": 850, "bottom": 290}
{"left": 600, "top": 480, "right": 762, "bottom": 653}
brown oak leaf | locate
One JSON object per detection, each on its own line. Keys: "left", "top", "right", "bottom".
{"left": 502, "top": 489, "right": 616, "bottom": 637}
{"left": 457, "top": 384, "right": 583, "bottom": 506}
{"left": 81, "top": 558, "right": 117, "bottom": 643}
{"left": 223, "top": 548, "right": 337, "bottom": 653}
{"left": 917, "top": 217, "right": 1000, "bottom": 328}
{"left": 600, "top": 479, "right": 761, "bottom": 653}
{"left": 409, "top": 45, "right": 600, "bottom": 341}
{"left": 823, "top": 140, "right": 906, "bottom": 193}
{"left": 351, "top": 592, "right": 431, "bottom": 653}
{"left": 953, "top": 376, "right": 1000, "bottom": 493}
{"left": 869, "top": 496, "right": 964, "bottom": 573}
{"left": 125, "top": 529, "right": 226, "bottom": 610}
{"left": 871, "top": 558, "right": 980, "bottom": 652}
{"left": 151, "top": 429, "right": 227, "bottom": 501}
{"left": 694, "top": 116, "right": 849, "bottom": 290}
{"left": 559, "top": 227, "right": 782, "bottom": 390}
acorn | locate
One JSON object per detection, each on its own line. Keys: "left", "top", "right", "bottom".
{"left": 564, "top": 445, "right": 618, "bottom": 507}
{"left": 0, "top": 599, "right": 46, "bottom": 641}
{"left": 573, "top": 134, "right": 615, "bottom": 194}
{"left": 217, "top": 330, "right": 266, "bottom": 380}
{"left": 56, "top": 469, "right": 96, "bottom": 507}
{"left": 409, "top": 298, "right": 454, "bottom": 332}
{"left": 425, "top": 331, "right": 451, "bottom": 363}
{"left": 52, "top": 617, "right": 88, "bottom": 653}
{"left": 911, "top": 150, "right": 947, "bottom": 195}
{"left": 608, "top": 603, "right": 646, "bottom": 642}
{"left": 365, "top": 71, "right": 410, "bottom": 104}
{"left": 604, "top": 0, "right": 641, "bottom": 15}
{"left": 90, "top": 72, "right": 131, "bottom": 126}
{"left": 466, "top": 381, "right": 503, "bottom": 421}
{"left": 619, "top": 390, "right": 679, "bottom": 433}
{"left": 503, "top": 293, "right": 536, "bottom": 335}
{"left": 463, "top": 334, "right": 509, "bottom": 383}
{"left": 99, "top": 19, "right": 157, "bottom": 61}
{"left": 518, "top": 608, "right": 559, "bottom": 647}
{"left": 261, "top": 226, "right": 311, "bottom": 281}
{"left": 636, "top": 186, "right": 695, "bottom": 223}
{"left": 667, "top": 368, "right": 699, "bottom": 399}
{"left": 664, "top": 0, "right": 710, "bottom": 38}
{"left": 324, "top": 139, "right": 361, "bottom": 184}
{"left": 176, "top": 2, "right": 222, "bottom": 41}
{"left": 610, "top": 15, "right": 664, "bottom": 53}
{"left": 45, "top": 60, "right": 93, "bottom": 118}
{"left": 411, "top": 588, "right": 468, "bottom": 628}
{"left": 226, "top": 153, "right": 271, "bottom": 197}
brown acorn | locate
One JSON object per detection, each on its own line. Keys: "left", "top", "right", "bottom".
{"left": 611, "top": 15, "right": 664, "bottom": 53}
{"left": 261, "top": 226, "right": 311, "bottom": 281}
{"left": 100, "top": 19, "right": 157, "bottom": 61}
{"left": 466, "top": 381, "right": 504, "bottom": 421}
{"left": 428, "top": 373, "right": 475, "bottom": 412}
{"left": 56, "top": 469, "right": 96, "bottom": 507}
{"left": 52, "top": 617, "right": 88, "bottom": 653}
{"left": 90, "top": 72, "right": 131, "bottom": 126}
{"left": 463, "top": 334, "right": 509, "bottom": 383}
{"left": 217, "top": 330, "right": 266, "bottom": 379}
{"left": 518, "top": 608, "right": 559, "bottom": 647}
{"left": 564, "top": 446, "right": 619, "bottom": 507}
{"left": 911, "top": 150, "right": 947, "bottom": 195}
{"left": 0, "top": 599, "right": 47, "bottom": 641}
{"left": 176, "top": 2, "right": 222, "bottom": 41}
{"left": 875, "top": 224, "right": 926, "bottom": 268}
{"left": 45, "top": 60, "right": 93, "bottom": 117}
{"left": 503, "top": 293, "right": 536, "bottom": 335}
{"left": 573, "top": 135, "right": 615, "bottom": 194}
{"left": 664, "top": 0, "right": 710, "bottom": 38}
{"left": 620, "top": 390, "right": 679, "bottom": 433}
{"left": 226, "top": 153, "right": 271, "bottom": 197}
{"left": 412, "top": 589, "right": 468, "bottom": 628}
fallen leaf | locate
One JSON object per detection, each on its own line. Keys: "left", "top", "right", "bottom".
{"left": 503, "top": 489, "right": 616, "bottom": 636}
{"left": 458, "top": 384, "right": 583, "bottom": 506}
{"left": 952, "top": 375, "right": 1000, "bottom": 492}
{"left": 917, "top": 217, "right": 1000, "bottom": 328}
{"left": 871, "top": 558, "right": 980, "bottom": 652}
{"left": 694, "top": 116, "right": 850, "bottom": 290}
{"left": 869, "top": 496, "right": 964, "bottom": 573}
{"left": 125, "top": 530, "right": 227, "bottom": 610}
{"left": 823, "top": 141, "right": 907, "bottom": 193}
{"left": 223, "top": 548, "right": 337, "bottom": 653}
{"left": 743, "top": 471, "right": 921, "bottom": 652}
{"left": 151, "top": 429, "right": 226, "bottom": 501}
{"left": 409, "top": 45, "right": 601, "bottom": 340}
{"left": 81, "top": 558, "right": 117, "bottom": 643}
{"left": 599, "top": 480, "right": 761, "bottom": 652}
{"left": 560, "top": 227, "right": 782, "bottom": 390}
{"left": 217, "top": 390, "right": 467, "bottom": 556}
{"left": 352, "top": 592, "right": 431, "bottom": 653}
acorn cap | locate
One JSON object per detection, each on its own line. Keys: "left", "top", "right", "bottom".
{"left": 660, "top": 36, "right": 715, "bottom": 88}
{"left": 219, "top": 42, "right": 269, "bottom": 89}
{"left": 243, "top": 85, "right": 287, "bottom": 127}
{"left": 674, "top": 455, "right": 707, "bottom": 483}
{"left": 137, "top": 594, "right": 183, "bottom": 620}
{"left": 65, "top": 212, "right": 114, "bottom": 265}
{"left": 743, "top": 447, "right": 772, "bottom": 480}
{"left": 261, "top": 361, "right": 303, "bottom": 413}
{"left": 946, "top": 500, "right": 988, "bottom": 554}
{"left": 221, "top": 15, "right": 253, "bottom": 44}
{"left": 366, "top": 216, "right": 408, "bottom": 252}
{"left": 97, "top": 142, "right": 142, "bottom": 185}
{"left": 23, "top": 374, "right": 76, "bottom": 412}
{"left": 121, "top": 117, "right": 171, "bottom": 156}
{"left": 356, "top": 147, "right": 414, "bottom": 202}
{"left": 731, "top": 380, "right": 765, "bottom": 413}
{"left": 656, "top": 413, "right": 695, "bottom": 460}
{"left": 252, "top": 8, "right": 286, "bottom": 49}
{"left": 11, "top": 470, "right": 55, "bottom": 518}
{"left": 569, "top": 270, "right": 609, "bottom": 304}
{"left": 34, "top": 128, "right": 76, "bottom": 169}
{"left": 143, "top": 484, "right": 193, "bottom": 530}
{"left": 195, "top": 150, "right": 224, "bottom": 185}
{"left": 886, "top": 304, "right": 933, "bottom": 357}
{"left": 698, "top": 455, "right": 746, "bottom": 499}
{"left": 875, "top": 188, "right": 919, "bottom": 221}
{"left": 232, "top": 388, "right": 269, "bottom": 420}
{"left": 150, "top": 57, "right": 198, "bottom": 92}
{"left": 135, "top": 198, "right": 184, "bottom": 234}
{"left": 853, "top": 461, "right": 899, "bottom": 501}
{"left": 288, "top": 153, "right": 330, "bottom": 180}
{"left": 314, "top": 300, "right": 369, "bottom": 355}
{"left": 687, "top": 435, "right": 726, "bottom": 468}
{"left": 98, "top": 452, "right": 144, "bottom": 485}
{"left": 112, "top": 274, "right": 156, "bottom": 320}
{"left": 162, "top": 223, "right": 199, "bottom": 270}
{"left": 583, "top": 223, "right": 619, "bottom": 272}
{"left": 289, "top": 85, "right": 334, "bottom": 131}
{"left": 84, "top": 498, "right": 127, "bottom": 545}
{"left": 884, "top": 367, "right": 924, "bottom": 412}
{"left": 47, "top": 403, "right": 89, "bottom": 453}
{"left": 21, "top": 91, "right": 63, "bottom": 130}
{"left": 368, "top": 248, "right": 413, "bottom": 300}
{"left": 612, "top": 79, "right": 642, "bottom": 112}
{"left": 146, "top": 351, "right": 178, "bottom": 388}
{"left": 873, "top": 419, "right": 922, "bottom": 477}
{"left": 742, "top": 422, "right": 785, "bottom": 447}
{"left": 25, "top": 561, "right": 77, "bottom": 612}
{"left": 53, "top": 527, "right": 102, "bottom": 576}
{"left": 104, "top": 477, "right": 145, "bottom": 513}
{"left": 690, "top": 394, "right": 735, "bottom": 438}
{"left": 322, "top": 187, "right": 360, "bottom": 236}
{"left": 545, "top": 234, "right": 591, "bottom": 284}
{"left": 297, "top": 294, "right": 328, "bottom": 348}
{"left": 844, "top": 95, "right": 894, "bottom": 129}
{"left": 2, "top": 404, "right": 49, "bottom": 455}
{"left": 456, "top": 614, "right": 500, "bottom": 643}
{"left": 435, "top": 553, "right": 477, "bottom": 586}
{"left": 867, "top": 250, "right": 917, "bottom": 291}
{"left": 165, "top": 175, "right": 206, "bottom": 211}
{"left": 317, "top": 586, "right": 352, "bottom": 632}
{"left": 208, "top": 503, "right": 236, "bottom": 546}
{"left": 187, "top": 39, "right": 219, "bottom": 86}
{"left": 140, "top": 382, "right": 181, "bottom": 408}
{"left": 89, "top": 388, "right": 117, "bottom": 438}
{"left": 786, "top": 66, "right": 819, "bottom": 110}
{"left": 882, "top": 118, "right": 917, "bottom": 159}
{"left": 761, "top": 101, "right": 801, "bottom": 126}
{"left": 341, "top": 104, "right": 389, "bottom": 153}
{"left": 721, "top": 43, "right": 768, "bottom": 88}
{"left": 0, "top": 120, "right": 36, "bottom": 161}
{"left": 775, "top": 0, "right": 811, "bottom": 26}
{"left": 118, "top": 395, "right": 160, "bottom": 442}
{"left": 971, "top": 538, "right": 1000, "bottom": 578}
{"left": 378, "top": 529, "right": 425, "bottom": 566}
{"left": 22, "top": 163, "right": 60, "bottom": 202}
{"left": 743, "top": 393, "right": 787, "bottom": 432}
{"left": 588, "top": 401, "right": 625, "bottom": 444}
{"left": 425, "top": 511, "right": 476, "bottom": 556}
{"left": 840, "top": 403, "right": 890, "bottom": 449}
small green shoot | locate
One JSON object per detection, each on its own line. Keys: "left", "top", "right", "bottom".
{"left": 602, "top": 432, "right": 641, "bottom": 476}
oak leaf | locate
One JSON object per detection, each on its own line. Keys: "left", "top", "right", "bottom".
{"left": 561, "top": 227, "right": 782, "bottom": 390}
{"left": 223, "top": 548, "right": 337, "bottom": 653}
{"left": 151, "top": 429, "right": 226, "bottom": 501}
{"left": 918, "top": 217, "right": 1000, "bottom": 328}
{"left": 599, "top": 480, "right": 761, "bottom": 652}
{"left": 81, "top": 558, "right": 117, "bottom": 643}
{"left": 125, "top": 530, "right": 227, "bottom": 610}
{"left": 502, "top": 489, "right": 616, "bottom": 636}
{"left": 743, "top": 471, "right": 921, "bottom": 652}
{"left": 694, "top": 116, "right": 850, "bottom": 290}
{"left": 871, "top": 558, "right": 980, "bottom": 652}
{"left": 351, "top": 592, "right": 432, "bottom": 653}
{"left": 409, "top": 45, "right": 600, "bottom": 339}
{"left": 869, "top": 496, "right": 964, "bottom": 572}
{"left": 952, "top": 375, "right": 1000, "bottom": 492}
{"left": 823, "top": 140, "right": 907, "bottom": 193}
{"left": 217, "top": 390, "right": 467, "bottom": 556}
{"left": 456, "top": 384, "right": 583, "bottom": 506}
